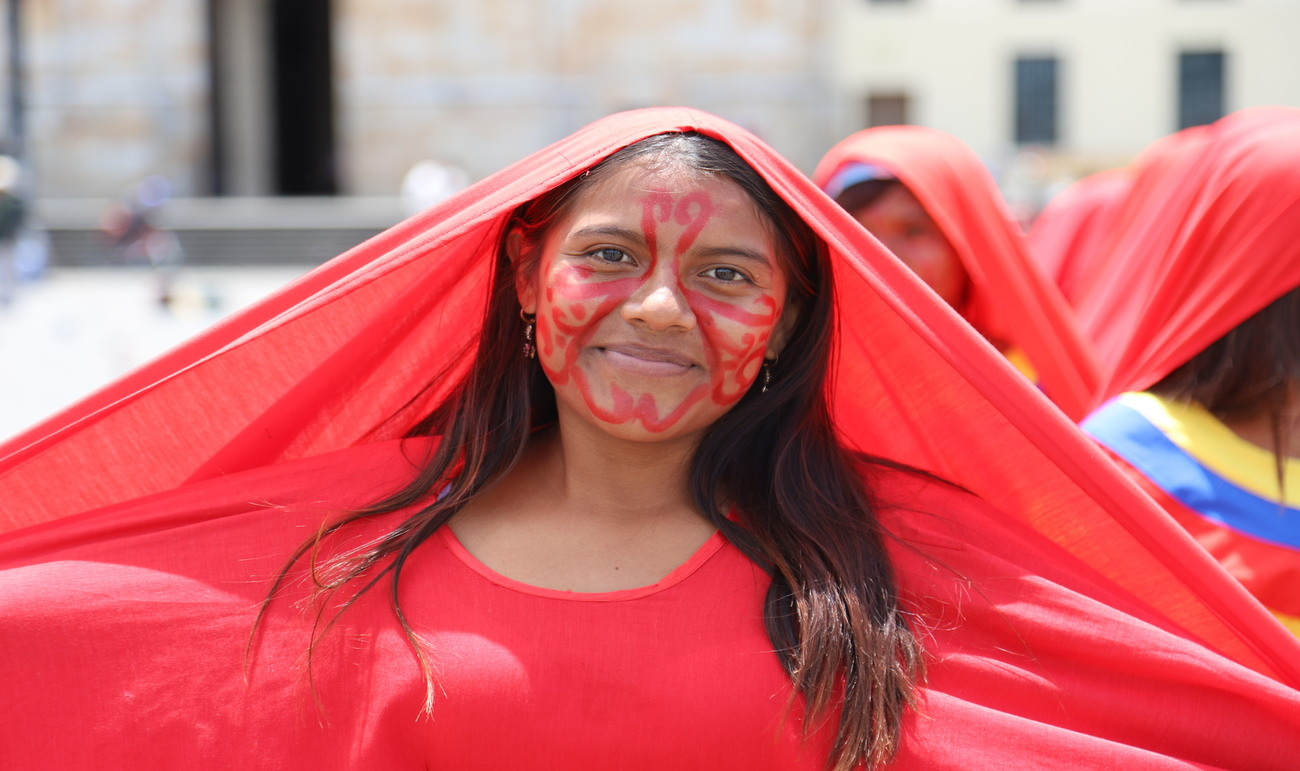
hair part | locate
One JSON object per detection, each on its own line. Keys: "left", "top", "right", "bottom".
{"left": 264, "top": 131, "right": 922, "bottom": 770}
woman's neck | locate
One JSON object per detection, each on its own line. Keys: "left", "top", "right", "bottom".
{"left": 446, "top": 423, "right": 717, "bottom": 593}
{"left": 525, "top": 422, "right": 701, "bottom": 522}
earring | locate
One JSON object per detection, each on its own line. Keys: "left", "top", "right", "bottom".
{"left": 761, "top": 356, "right": 777, "bottom": 393}
{"left": 520, "top": 310, "right": 536, "bottom": 359}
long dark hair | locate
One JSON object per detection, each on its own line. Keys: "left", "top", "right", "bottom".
{"left": 1152, "top": 286, "right": 1300, "bottom": 485}
{"left": 265, "top": 132, "right": 922, "bottom": 770}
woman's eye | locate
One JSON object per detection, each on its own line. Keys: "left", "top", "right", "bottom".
{"left": 704, "top": 267, "right": 750, "bottom": 284}
{"left": 589, "top": 247, "right": 632, "bottom": 264}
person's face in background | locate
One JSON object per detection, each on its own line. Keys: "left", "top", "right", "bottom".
{"left": 851, "top": 183, "right": 969, "bottom": 308}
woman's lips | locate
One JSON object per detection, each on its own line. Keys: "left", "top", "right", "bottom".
{"left": 598, "top": 344, "right": 695, "bottom": 377}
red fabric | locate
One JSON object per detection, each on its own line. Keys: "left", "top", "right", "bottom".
{"left": 1066, "top": 124, "right": 1210, "bottom": 322}
{"left": 2, "top": 107, "right": 1299, "bottom": 767}
{"left": 1097, "top": 444, "right": 1300, "bottom": 620}
{"left": 1027, "top": 167, "right": 1132, "bottom": 308}
{"left": 0, "top": 439, "right": 842, "bottom": 769}
{"left": 1075, "top": 108, "right": 1300, "bottom": 402}
{"left": 3, "top": 438, "right": 1299, "bottom": 769}
{"left": 812, "top": 125, "right": 1101, "bottom": 420}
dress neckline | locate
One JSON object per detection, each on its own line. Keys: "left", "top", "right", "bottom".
{"left": 437, "top": 525, "right": 728, "bottom": 602}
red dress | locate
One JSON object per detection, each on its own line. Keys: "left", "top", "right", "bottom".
{"left": 1, "top": 107, "right": 1298, "bottom": 768}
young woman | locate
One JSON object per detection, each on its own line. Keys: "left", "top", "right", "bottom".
{"left": 1081, "top": 107, "right": 1300, "bottom": 639}
{"left": 1, "top": 108, "right": 1298, "bottom": 769}
{"left": 813, "top": 125, "right": 1100, "bottom": 420}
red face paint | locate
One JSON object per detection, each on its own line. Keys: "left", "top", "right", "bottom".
{"left": 523, "top": 161, "right": 790, "bottom": 443}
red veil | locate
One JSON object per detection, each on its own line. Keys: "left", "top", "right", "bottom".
{"left": 1, "top": 108, "right": 1298, "bottom": 768}
{"left": 1027, "top": 166, "right": 1132, "bottom": 309}
{"left": 1075, "top": 108, "right": 1300, "bottom": 402}
{"left": 812, "top": 125, "right": 1101, "bottom": 420}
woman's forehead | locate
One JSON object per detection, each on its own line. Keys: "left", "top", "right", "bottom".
{"left": 569, "top": 158, "right": 762, "bottom": 218}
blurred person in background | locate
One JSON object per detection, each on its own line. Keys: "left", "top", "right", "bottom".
{"left": 401, "top": 158, "right": 470, "bottom": 217}
{"left": 0, "top": 155, "right": 26, "bottom": 307}
{"left": 99, "top": 174, "right": 185, "bottom": 308}
{"left": 0, "top": 108, "right": 1297, "bottom": 769}
{"left": 1080, "top": 107, "right": 1300, "bottom": 639}
{"left": 814, "top": 126, "right": 1100, "bottom": 420}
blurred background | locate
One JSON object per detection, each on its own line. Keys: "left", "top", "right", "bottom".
{"left": 0, "top": 0, "right": 1298, "bottom": 437}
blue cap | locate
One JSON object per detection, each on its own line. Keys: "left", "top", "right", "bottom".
{"left": 821, "top": 161, "right": 895, "bottom": 200}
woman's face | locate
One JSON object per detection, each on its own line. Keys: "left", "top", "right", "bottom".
{"left": 852, "top": 184, "right": 968, "bottom": 307}
{"left": 515, "top": 158, "right": 796, "bottom": 445}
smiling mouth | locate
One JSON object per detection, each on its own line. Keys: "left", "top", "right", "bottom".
{"left": 598, "top": 344, "right": 696, "bottom": 375}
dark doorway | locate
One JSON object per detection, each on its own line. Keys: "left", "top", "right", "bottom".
{"left": 270, "top": 0, "right": 337, "bottom": 195}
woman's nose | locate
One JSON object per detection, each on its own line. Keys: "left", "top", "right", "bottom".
{"left": 622, "top": 273, "right": 697, "bottom": 331}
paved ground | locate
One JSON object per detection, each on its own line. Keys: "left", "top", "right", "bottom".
{"left": 0, "top": 265, "right": 310, "bottom": 441}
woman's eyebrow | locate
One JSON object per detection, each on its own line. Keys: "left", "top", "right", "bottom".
{"left": 693, "top": 245, "right": 774, "bottom": 268}
{"left": 567, "top": 225, "right": 647, "bottom": 248}
{"left": 568, "top": 225, "right": 773, "bottom": 267}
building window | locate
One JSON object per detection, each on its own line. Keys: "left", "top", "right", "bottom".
{"left": 866, "top": 92, "right": 910, "bottom": 127}
{"left": 1178, "top": 51, "right": 1226, "bottom": 130}
{"left": 1014, "top": 56, "right": 1059, "bottom": 145}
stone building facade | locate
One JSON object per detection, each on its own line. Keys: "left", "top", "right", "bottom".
{"left": 3, "top": 1, "right": 836, "bottom": 200}
{"left": 2, "top": 1, "right": 1296, "bottom": 264}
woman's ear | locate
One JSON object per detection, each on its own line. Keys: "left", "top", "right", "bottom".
{"left": 766, "top": 299, "right": 800, "bottom": 360}
{"left": 506, "top": 227, "right": 537, "bottom": 314}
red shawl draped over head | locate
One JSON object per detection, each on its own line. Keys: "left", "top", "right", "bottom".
{"left": 811, "top": 125, "right": 1101, "bottom": 420}
{"left": 1032, "top": 122, "right": 1209, "bottom": 322}
{"left": 1026, "top": 167, "right": 1132, "bottom": 309}
{"left": 1, "top": 108, "right": 1299, "bottom": 769}
{"left": 1073, "top": 115, "right": 1268, "bottom": 399}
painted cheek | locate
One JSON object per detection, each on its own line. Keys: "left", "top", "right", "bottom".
{"left": 537, "top": 262, "right": 638, "bottom": 385}
{"left": 689, "top": 291, "right": 781, "bottom": 404}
